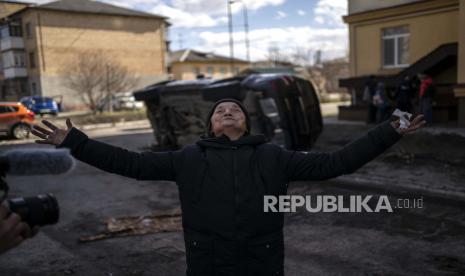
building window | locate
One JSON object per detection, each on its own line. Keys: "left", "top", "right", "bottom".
{"left": 382, "top": 26, "right": 409, "bottom": 68}
{"left": 192, "top": 67, "right": 200, "bottom": 75}
{"left": 207, "top": 67, "right": 214, "bottom": 76}
{"left": 220, "top": 67, "right": 227, "bottom": 75}
{"left": 233, "top": 67, "right": 240, "bottom": 74}
{"left": 29, "top": 52, "right": 36, "bottom": 68}
{"left": 25, "top": 22, "right": 32, "bottom": 39}
{"left": 0, "top": 25, "right": 8, "bottom": 39}
{"left": 9, "top": 22, "right": 22, "bottom": 37}
{"left": 14, "top": 52, "right": 26, "bottom": 67}
{"left": 2, "top": 52, "right": 26, "bottom": 68}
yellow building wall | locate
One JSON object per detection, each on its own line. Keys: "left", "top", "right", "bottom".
{"left": 16, "top": 9, "right": 168, "bottom": 108}
{"left": 353, "top": 9, "right": 458, "bottom": 76}
{"left": 171, "top": 62, "right": 249, "bottom": 80}
{"left": 458, "top": 1, "right": 465, "bottom": 84}
{"left": 22, "top": 10, "right": 166, "bottom": 76}
{"left": 454, "top": 0, "right": 465, "bottom": 126}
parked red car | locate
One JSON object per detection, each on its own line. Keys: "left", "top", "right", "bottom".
{"left": 0, "top": 102, "right": 35, "bottom": 139}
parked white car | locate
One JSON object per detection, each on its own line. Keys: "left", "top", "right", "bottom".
{"left": 98, "top": 92, "right": 144, "bottom": 111}
{"left": 113, "top": 92, "right": 144, "bottom": 110}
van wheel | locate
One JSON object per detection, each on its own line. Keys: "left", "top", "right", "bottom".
{"left": 12, "top": 124, "right": 30, "bottom": 139}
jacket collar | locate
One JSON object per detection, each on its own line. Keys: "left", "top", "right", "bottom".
{"left": 196, "top": 134, "right": 267, "bottom": 149}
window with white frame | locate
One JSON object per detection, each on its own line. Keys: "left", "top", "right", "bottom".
{"left": 14, "top": 52, "right": 26, "bottom": 67}
{"left": 382, "top": 26, "right": 409, "bottom": 68}
{"left": 206, "top": 67, "right": 214, "bottom": 76}
{"left": 2, "top": 51, "right": 26, "bottom": 68}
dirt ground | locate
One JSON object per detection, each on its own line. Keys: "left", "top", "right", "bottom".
{"left": 0, "top": 122, "right": 464, "bottom": 275}
{"left": 316, "top": 122, "right": 465, "bottom": 197}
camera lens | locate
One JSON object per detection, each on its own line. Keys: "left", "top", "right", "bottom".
{"left": 8, "top": 193, "right": 59, "bottom": 226}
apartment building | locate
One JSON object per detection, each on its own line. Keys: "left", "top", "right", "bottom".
{"left": 0, "top": 0, "right": 169, "bottom": 110}
{"left": 339, "top": 0, "right": 464, "bottom": 125}
{"left": 168, "top": 49, "right": 249, "bottom": 80}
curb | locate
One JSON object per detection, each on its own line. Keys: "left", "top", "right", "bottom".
{"left": 78, "top": 119, "right": 149, "bottom": 131}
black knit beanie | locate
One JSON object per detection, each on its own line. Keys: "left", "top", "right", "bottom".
{"left": 205, "top": 98, "right": 251, "bottom": 137}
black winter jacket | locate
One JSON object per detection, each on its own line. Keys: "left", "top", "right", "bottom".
{"left": 59, "top": 121, "right": 401, "bottom": 276}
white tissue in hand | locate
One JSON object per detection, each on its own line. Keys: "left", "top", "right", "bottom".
{"left": 392, "top": 109, "right": 412, "bottom": 129}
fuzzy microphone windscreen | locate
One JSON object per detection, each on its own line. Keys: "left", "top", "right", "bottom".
{"left": 2, "top": 148, "right": 75, "bottom": 175}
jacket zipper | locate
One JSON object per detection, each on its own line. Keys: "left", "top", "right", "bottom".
{"left": 232, "top": 145, "right": 239, "bottom": 237}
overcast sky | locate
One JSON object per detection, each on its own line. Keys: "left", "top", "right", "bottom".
{"left": 18, "top": 0, "right": 349, "bottom": 62}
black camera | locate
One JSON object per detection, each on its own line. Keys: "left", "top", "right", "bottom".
{"left": 0, "top": 152, "right": 64, "bottom": 227}
{"left": 6, "top": 193, "right": 59, "bottom": 226}
{"left": 0, "top": 148, "right": 74, "bottom": 227}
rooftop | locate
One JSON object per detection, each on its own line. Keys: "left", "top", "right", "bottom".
{"left": 169, "top": 49, "right": 248, "bottom": 64}
{"left": 26, "top": 0, "right": 166, "bottom": 20}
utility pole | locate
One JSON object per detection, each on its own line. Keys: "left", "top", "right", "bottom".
{"left": 227, "top": 0, "right": 234, "bottom": 73}
{"left": 230, "top": 0, "right": 251, "bottom": 64}
{"left": 243, "top": 1, "right": 250, "bottom": 64}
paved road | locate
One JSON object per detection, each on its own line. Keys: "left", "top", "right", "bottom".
{"left": 1, "top": 127, "right": 464, "bottom": 276}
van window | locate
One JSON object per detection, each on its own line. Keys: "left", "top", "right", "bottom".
{"left": 258, "top": 97, "right": 280, "bottom": 125}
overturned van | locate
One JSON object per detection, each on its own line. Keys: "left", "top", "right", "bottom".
{"left": 134, "top": 74, "right": 323, "bottom": 150}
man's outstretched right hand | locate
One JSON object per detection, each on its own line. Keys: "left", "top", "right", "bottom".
{"left": 32, "top": 119, "right": 74, "bottom": 146}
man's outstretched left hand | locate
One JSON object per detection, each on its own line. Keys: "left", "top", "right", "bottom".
{"left": 391, "top": 114, "right": 426, "bottom": 135}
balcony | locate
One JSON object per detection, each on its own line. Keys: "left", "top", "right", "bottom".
{"left": 0, "top": 37, "right": 24, "bottom": 51}
{"left": 4, "top": 67, "right": 28, "bottom": 79}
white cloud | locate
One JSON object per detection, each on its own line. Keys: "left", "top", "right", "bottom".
{"left": 151, "top": 3, "right": 220, "bottom": 28}
{"left": 297, "top": 9, "right": 306, "bottom": 16}
{"left": 157, "top": 0, "right": 286, "bottom": 28}
{"left": 240, "top": 0, "right": 285, "bottom": 11}
{"left": 168, "top": 0, "right": 285, "bottom": 15}
{"left": 169, "top": 0, "right": 229, "bottom": 16}
{"left": 313, "top": 0, "right": 347, "bottom": 27}
{"left": 314, "top": 16, "right": 325, "bottom": 24}
{"left": 21, "top": 0, "right": 287, "bottom": 29}
{"left": 275, "top": 11, "right": 287, "bottom": 20}
{"left": 196, "top": 26, "right": 348, "bottom": 62}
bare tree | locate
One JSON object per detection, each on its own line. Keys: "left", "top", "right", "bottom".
{"left": 266, "top": 43, "right": 289, "bottom": 66}
{"left": 62, "top": 50, "right": 139, "bottom": 112}
{"left": 290, "top": 47, "right": 313, "bottom": 67}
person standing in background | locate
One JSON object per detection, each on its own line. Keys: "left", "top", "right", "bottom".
{"left": 363, "top": 75, "right": 378, "bottom": 124}
{"left": 373, "top": 81, "right": 390, "bottom": 123}
{"left": 396, "top": 76, "right": 414, "bottom": 113}
{"left": 418, "top": 74, "right": 435, "bottom": 124}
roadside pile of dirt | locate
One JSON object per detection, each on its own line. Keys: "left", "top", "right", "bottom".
{"left": 315, "top": 124, "right": 465, "bottom": 170}
{"left": 387, "top": 132, "right": 465, "bottom": 169}
{"left": 315, "top": 123, "right": 465, "bottom": 200}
